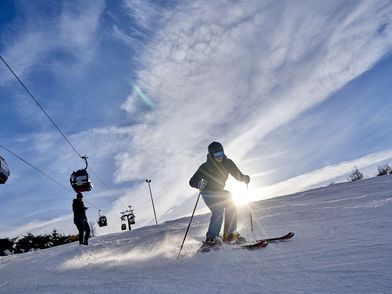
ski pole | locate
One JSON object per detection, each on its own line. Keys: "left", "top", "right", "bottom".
{"left": 177, "top": 191, "right": 202, "bottom": 259}
{"left": 246, "top": 183, "right": 254, "bottom": 232}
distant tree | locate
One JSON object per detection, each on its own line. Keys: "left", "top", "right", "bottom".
{"left": 50, "top": 229, "right": 61, "bottom": 246}
{"left": 8, "top": 230, "right": 78, "bottom": 255}
{"left": 14, "top": 233, "right": 34, "bottom": 253}
{"left": 89, "top": 221, "right": 96, "bottom": 238}
{"left": 33, "top": 234, "right": 52, "bottom": 250}
{"left": 50, "top": 229, "right": 71, "bottom": 246}
{"left": 0, "top": 238, "right": 16, "bottom": 256}
{"left": 347, "top": 166, "right": 363, "bottom": 182}
{"left": 377, "top": 164, "right": 392, "bottom": 176}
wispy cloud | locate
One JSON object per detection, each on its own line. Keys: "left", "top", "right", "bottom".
{"left": 59, "top": 1, "right": 105, "bottom": 52}
{"left": 113, "top": 0, "right": 392, "bottom": 226}
{"left": 0, "top": 0, "right": 105, "bottom": 84}
{"left": 122, "top": 0, "right": 161, "bottom": 31}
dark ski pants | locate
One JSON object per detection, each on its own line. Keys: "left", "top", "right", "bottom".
{"left": 201, "top": 190, "right": 237, "bottom": 240}
{"left": 74, "top": 219, "right": 90, "bottom": 245}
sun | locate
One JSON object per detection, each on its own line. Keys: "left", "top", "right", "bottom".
{"left": 225, "top": 177, "right": 252, "bottom": 206}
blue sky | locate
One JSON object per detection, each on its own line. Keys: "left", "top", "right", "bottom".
{"left": 1, "top": 0, "right": 392, "bottom": 238}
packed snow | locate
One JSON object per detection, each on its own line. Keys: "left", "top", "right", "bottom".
{"left": 1, "top": 175, "right": 391, "bottom": 293}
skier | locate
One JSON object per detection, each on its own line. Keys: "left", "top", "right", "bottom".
{"left": 72, "top": 192, "right": 90, "bottom": 246}
{"left": 189, "top": 141, "right": 250, "bottom": 246}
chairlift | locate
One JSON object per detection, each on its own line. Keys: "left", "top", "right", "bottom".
{"left": 97, "top": 210, "right": 107, "bottom": 227}
{"left": 120, "top": 208, "right": 135, "bottom": 231}
{"left": 70, "top": 156, "right": 92, "bottom": 193}
{"left": 121, "top": 216, "right": 127, "bottom": 230}
{"left": 0, "top": 156, "right": 10, "bottom": 184}
{"left": 129, "top": 215, "right": 135, "bottom": 225}
{"left": 126, "top": 205, "right": 136, "bottom": 225}
{"left": 129, "top": 209, "right": 136, "bottom": 225}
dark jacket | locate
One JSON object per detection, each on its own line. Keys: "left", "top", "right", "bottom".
{"left": 189, "top": 155, "right": 247, "bottom": 191}
{"left": 73, "top": 199, "right": 87, "bottom": 220}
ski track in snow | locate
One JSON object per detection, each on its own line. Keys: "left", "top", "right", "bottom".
{"left": 1, "top": 175, "right": 392, "bottom": 293}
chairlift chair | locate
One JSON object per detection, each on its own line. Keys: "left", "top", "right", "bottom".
{"left": 98, "top": 215, "right": 108, "bottom": 227}
{"left": 70, "top": 156, "right": 93, "bottom": 193}
{"left": 0, "top": 156, "right": 10, "bottom": 184}
{"left": 97, "top": 210, "right": 107, "bottom": 227}
{"left": 121, "top": 216, "right": 127, "bottom": 230}
{"left": 129, "top": 216, "right": 136, "bottom": 225}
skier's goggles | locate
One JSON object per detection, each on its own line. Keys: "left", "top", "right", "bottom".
{"left": 212, "top": 151, "right": 224, "bottom": 158}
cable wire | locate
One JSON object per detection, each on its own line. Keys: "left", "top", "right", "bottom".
{"left": 90, "top": 167, "right": 128, "bottom": 208}
{"left": 0, "top": 144, "right": 69, "bottom": 190}
{"left": 0, "top": 144, "right": 102, "bottom": 211}
{"left": 0, "top": 55, "right": 82, "bottom": 158}
{"left": 0, "top": 55, "right": 125, "bottom": 213}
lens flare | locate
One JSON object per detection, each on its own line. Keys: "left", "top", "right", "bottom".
{"left": 133, "top": 84, "right": 155, "bottom": 109}
{"left": 225, "top": 177, "right": 251, "bottom": 206}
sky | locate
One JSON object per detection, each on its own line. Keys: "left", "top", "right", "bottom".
{"left": 0, "top": 0, "right": 392, "bottom": 238}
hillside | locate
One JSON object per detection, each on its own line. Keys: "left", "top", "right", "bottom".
{"left": 1, "top": 175, "right": 391, "bottom": 294}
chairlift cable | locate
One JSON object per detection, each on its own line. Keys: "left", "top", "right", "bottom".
{"left": 90, "top": 167, "right": 128, "bottom": 208}
{"left": 0, "top": 55, "right": 82, "bottom": 159}
{"left": 0, "top": 144, "right": 69, "bottom": 190}
{"left": 83, "top": 198, "right": 100, "bottom": 211}
{"left": 0, "top": 55, "right": 121, "bottom": 212}
{"left": 0, "top": 144, "right": 102, "bottom": 211}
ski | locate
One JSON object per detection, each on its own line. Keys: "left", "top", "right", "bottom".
{"left": 236, "top": 239, "right": 268, "bottom": 250}
{"left": 197, "top": 239, "right": 268, "bottom": 253}
{"left": 228, "top": 232, "right": 294, "bottom": 250}
{"left": 258, "top": 231, "right": 294, "bottom": 243}
{"left": 197, "top": 232, "right": 294, "bottom": 254}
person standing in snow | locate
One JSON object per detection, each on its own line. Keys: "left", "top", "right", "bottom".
{"left": 72, "top": 192, "right": 90, "bottom": 246}
{"left": 189, "top": 141, "right": 250, "bottom": 245}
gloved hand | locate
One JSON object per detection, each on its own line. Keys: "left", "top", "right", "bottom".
{"left": 243, "top": 175, "right": 250, "bottom": 184}
{"left": 198, "top": 179, "right": 208, "bottom": 190}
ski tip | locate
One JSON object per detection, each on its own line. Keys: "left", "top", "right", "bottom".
{"left": 240, "top": 240, "right": 268, "bottom": 250}
{"left": 284, "top": 232, "right": 294, "bottom": 239}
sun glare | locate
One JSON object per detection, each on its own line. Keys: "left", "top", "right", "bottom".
{"left": 225, "top": 178, "right": 252, "bottom": 206}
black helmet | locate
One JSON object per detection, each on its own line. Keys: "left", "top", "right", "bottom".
{"left": 208, "top": 141, "right": 224, "bottom": 155}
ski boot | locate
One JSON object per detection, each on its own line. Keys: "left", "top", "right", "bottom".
{"left": 223, "top": 231, "right": 247, "bottom": 244}
{"left": 198, "top": 236, "right": 223, "bottom": 253}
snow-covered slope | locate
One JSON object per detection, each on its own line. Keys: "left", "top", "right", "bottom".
{"left": 1, "top": 175, "right": 391, "bottom": 294}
